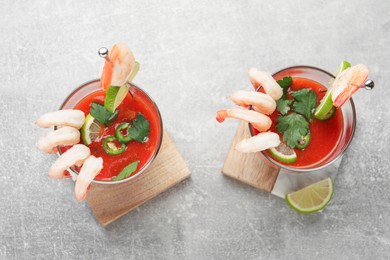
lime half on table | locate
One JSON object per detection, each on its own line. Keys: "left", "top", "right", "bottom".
{"left": 81, "top": 114, "right": 102, "bottom": 145}
{"left": 314, "top": 60, "right": 351, "bottom": 120}
{"left": 286, "top": 177, "right": 334, "bottom": 214}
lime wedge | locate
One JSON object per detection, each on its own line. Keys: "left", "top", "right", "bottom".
{"left": 286, "top": 177, "right": 334, "bottom": 214}
{"left": 103, "top": 61, "right": 139, "bottom": 113}
{"left": 127, "top": 61, "right": 140, "bottom": 83}
{"left": 314, "top": 61, "right": 351, "bottom": 120}
{"left": 335, "top": 60, "right": 351, "bottom": 77}
{"left": 268, "top": 142, "right": 297, "bottom": 164}
{"left": 104, "top": 85, "right": 129, "bottom": 113}
{"left": 313, "top": 90, "right": 335, "bottom": 120}
{"left": 81, "top": 114, "right": 102, "bottom": 145}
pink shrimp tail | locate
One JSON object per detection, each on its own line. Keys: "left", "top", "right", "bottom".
{"left": 216, "top": 110, "right": 227, "bottom": 123}
{"left": 100, "top": 44, "right": 121, "bottom": 90}
{"left": 100, "top": 61, "right": 113, "bottom": 90}
{"left": 332, "top": 64, "right": 368, "bottom": 107}
{"left": 333, "top": 85, "right": 360, "bottom": 107}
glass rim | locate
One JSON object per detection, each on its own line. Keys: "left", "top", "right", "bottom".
{"left": 57, "top": 79, "right": 164, "bottom": 185}
{"left": 248, "top": 65, "right": 357, "bottom": 173}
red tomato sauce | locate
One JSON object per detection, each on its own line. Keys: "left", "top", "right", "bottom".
{"left": 255, "top": 77, "right": 344, "bottom": 168}
{"left": 60, "top": 90, "right": 160, "bottom": 181}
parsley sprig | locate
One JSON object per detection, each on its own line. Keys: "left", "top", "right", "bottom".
{"left": 291, "top": 89, "right": 317, "bottom": 121}
{"left": 276, "top": 77, "right": 293, "bottom": 115}
{"left": 112, "top": 161, "right": 139, "bottom": 181}
{"left": 90, "top": 102, "right": 118, "bottom": 126}
{"left": 277, "top": 113, "right": 309, "bottom": 148}
{"left": 277, "top": 77, "right": 293, "bottom": 99}
{"left": 128, "top": 113, "right": 150, "bottom": 142}
{"left": 275, "top": 77, "right": 317, "bottom": 148}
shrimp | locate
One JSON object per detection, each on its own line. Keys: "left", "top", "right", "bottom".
{"left": 235, "top": 132, "right": 280, "bottom": 153}
{"left": 229, "top": 90, "right": 276, "bottom": 115}
{"left": 216, "top": 108, "right": 272, "bottom": 132}
{"left": 100, "top": 43, "right": 136, "bottom": 90}
{"left": 37, "top": 126, "right": 80, "bottom": 154}
{"left": 48, "top": 144, "right": 90, "bottom": 179}
{"left": 331, "top": 64, "right": 369, "bottom": 107}
{"left": 248, "top": 68, "right": 283, "bottom": 100}
{"left": 35, "top": 109, "right": 85, "bottom": 129}
{"left": 75, "top": 156, "right": 103, "bottom": 202}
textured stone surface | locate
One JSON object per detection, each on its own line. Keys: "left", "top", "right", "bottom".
{"left": 1, "top": 0, "right": 389, "bottom": 259}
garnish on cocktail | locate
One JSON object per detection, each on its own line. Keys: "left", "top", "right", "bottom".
{"left": 216, "top": 62, "right": 373, "bottom": 213}
{"left": 216, "top": 68, "right": 283, "bottom": 152}
{"left": 216, "top": 62, "right": 373, "bottom": 167}
{"left": 36, "top": 43, "right": 159, "bottom": 201}
{"left": 286, "top": 178, "right": 334, "bottom": 214}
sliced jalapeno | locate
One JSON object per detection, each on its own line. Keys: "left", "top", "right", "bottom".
{"left": 296, "top": 132, "right": 311, "bottom": 150}
{"left": 102, "top": 135, "right": 126, "bottom": 155}
{"left": 115, "top": 122, "right": 132, "bottom": 143}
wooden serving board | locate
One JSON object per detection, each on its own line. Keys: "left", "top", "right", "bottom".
{"left": 222, "top": 121, "right": 280, "bottom": 192}
{"left": 87, "top": 131, "right": 191, "bottom": 226}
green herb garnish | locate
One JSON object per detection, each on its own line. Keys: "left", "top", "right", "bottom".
{"left": 276, "top": 76, "right": 293, "bottom": 115}
{"left": 90, "top": 102, "right": 118, "bottom": 126}
{"left": 112, "top": 161, "right": 139, "bottom": 181}
{"left": 276, "top": 99, "right": 293, "bottom": 115}
{"left": 276, "top": 113, "right": 309, "bottom": 148}
{"left": 274, "top": 76, "right": 318, "bottom": 149}
{"left": 128, "top": 113, "right": 150, "bottom": 142}
{"left": 277, "top": 76, "right": 293, "bottom": 99}
{"left": 291, "top": 88, "right": 317, "bottom": 121}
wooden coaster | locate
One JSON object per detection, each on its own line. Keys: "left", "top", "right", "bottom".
{"left": 87, "top": 131, "right": 191, "bottom": 226}
{"left": 222, "top": 121, "right": 279, "bottom": 192}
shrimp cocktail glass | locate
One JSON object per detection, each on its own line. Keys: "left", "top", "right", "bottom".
{"left": 36, "top": 43, "right": 163, "bottom": 201}
{"left": 216, "top": 62, "right": 373, "bottom": 213}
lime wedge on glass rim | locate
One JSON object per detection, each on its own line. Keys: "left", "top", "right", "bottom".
{"left": 104, "top": 85, "right": 129, "bottom": 113}
{"left": 268, "top": 142, "right": 297, "bottom": 164}
{"left": 286, "top": 177, "right": 334, "bottom": 213}
{"left": 127, "top": 61, "right": 140, "bottom": 83}
{"left": 104, "top": 61, "right": 140, "bottom": 113}
{"left": 81, "top": 114, "right": 102, "bottom": 145}
{"left": 334, "top": 60, "right": 351, "bottom": 78}
{"left": 314, "top": 61, "right": 351, "bottom": 120}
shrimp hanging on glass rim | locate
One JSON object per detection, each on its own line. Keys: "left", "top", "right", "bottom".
{"left": 216, "top": 69, "right": 282, "bottom": 153}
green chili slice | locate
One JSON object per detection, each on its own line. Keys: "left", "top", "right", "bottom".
{"left": 115, "top": 122, "right": 132, "bottom": 143}
{"left": 102, "top": 135, "right": 126, "bottom": 155}
{"left": 296, "top": 132, "right": 311, "bottom": 150}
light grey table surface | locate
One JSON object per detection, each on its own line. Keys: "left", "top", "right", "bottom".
{"left": 1, "top": 0, "right": 389, "bottom": 259}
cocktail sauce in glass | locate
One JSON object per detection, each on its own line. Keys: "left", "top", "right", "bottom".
{"left": 249, "top": 66, "right": 356, "bottom": 176}
{"left": 58, "top": 79, "right": 163, "bottom": 184}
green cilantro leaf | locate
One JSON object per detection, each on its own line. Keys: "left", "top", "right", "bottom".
{"left": 128, "top": 113, "right": 150, "bottom": 142}
{"left": 90, "top": 102, "right": 118, "bottom": 126}
{"left": 277, "top": 76, "right": 293, "bottom": 99}
{"left": 276, "top": 76, "right": 293, "bottom": 114}
{"left": 112, "top": 161, "right": 139, "bottom": 181}
{"left": 291, "top": 89, "right": 317, "bottom": 121}
{"left": 277, "top": 113, "right": 309, "bottom": 148}
{"left": 276, "top": 99, "right": 293, "bottom": 115}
